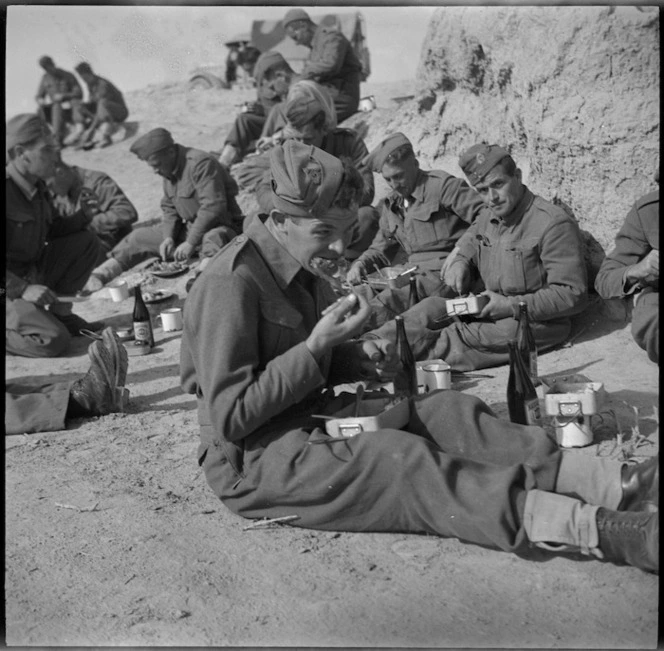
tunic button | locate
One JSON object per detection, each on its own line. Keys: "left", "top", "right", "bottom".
{"left": 235, "top": 235, "right": 247, "bottom": 244}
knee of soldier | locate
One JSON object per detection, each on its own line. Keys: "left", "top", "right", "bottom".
{"left": 201, "top": 226, "right": 237, "bottom": 258}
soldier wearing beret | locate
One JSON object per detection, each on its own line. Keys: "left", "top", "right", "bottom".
{"left": 34, "top": 56, "right": 85, "bottom": 147}
{"left": 48, "top": 154, "right": 138, "bottom": 265}
{"left": 283, "top": 8, "right": 363, "bottom": 122}
{"left": 6, "top": 114, "right": 105, "bottom": 357}
{"left": 346, "top": 132, "right": 485, "bottom": 325}
{"left": 86, "top": 127, "right": 244, "bottom": 291}
{"left": 595, "top": 190, "right": 659, "bottom": 364}
{"left": 180, "top": 139, "right": 658, "bottom": 574}
{"left": 218, "top": 51, "right": 295, "bottom": 168}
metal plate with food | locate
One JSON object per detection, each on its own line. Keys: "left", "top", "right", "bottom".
{"left": 142, "top": 290, "right": 176, "bottom": 304}
{"left": 147, "top": 260, "right": 190, "bottom": 278}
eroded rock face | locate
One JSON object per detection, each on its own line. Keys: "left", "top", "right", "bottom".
{"left": 401, "top": 5, "right": 659, "bottom": 253}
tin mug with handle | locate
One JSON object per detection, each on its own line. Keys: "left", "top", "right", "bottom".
{"left": 157, "top": 307, "right": 183, "bottom": 332}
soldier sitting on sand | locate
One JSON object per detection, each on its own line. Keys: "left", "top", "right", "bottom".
{"left": 48, "top": 154, "right": 138, "bottom": 265}
{"left": 181, "top": 139, "right": 658, "bottom": 574}
{"left": 218, "top": 51, "right": 295, "bottom": 168}
{"left": 595, "top": 188, "right": 659, "bottom": 364}
{"left": 85, "top": 127, "right": 244, "bottom": 292}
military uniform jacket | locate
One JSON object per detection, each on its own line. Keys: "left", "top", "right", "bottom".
{"left": 51, "top": 166, "right": 138, "bottom": 251}
{"left": 161, "top": 145, "right": 243, "bottom": 247}
{"left": 594, "top": 190, "right": 659, "bottom": 298}
{"left": 181, "top": 217, "right": 350, "bottom": 470}
{"left": 255, "top": 128, "right": 374, "bottom": 213}
{"left": 356, "top": 169, "right": 484, "bottom": 273}
{"left": 453, "top": 186, "right": 588, "bottom": 321}
{"left": 302, "top": 25, "right": 362, "bottom": 101}
{"left": 86, "top": 75, "right": 127, "bottom": 112}
{"left": 6, "top": 162, "right": 89, "bottom": 298}
{"left": 35, "top": 68, "right": 83, "bottom": 102}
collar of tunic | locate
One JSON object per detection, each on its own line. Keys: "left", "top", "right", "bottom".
{"left": 6, "top": 162, "right": 38, "bottom": 200}
{"left": 246, "top": 217, "right": 308, "bottom": 291}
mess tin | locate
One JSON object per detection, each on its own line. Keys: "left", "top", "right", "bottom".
{"left": 365, "top": 265, "right": 418, "bottom": 290}
{"left": 324, "top": 396, "right": 410, "bottom": 438}
{"left": 416, "top": 359, "right": 451, "bottom": 393}
{"left": 445, "top": 294, "right": 489, "bottom": 316}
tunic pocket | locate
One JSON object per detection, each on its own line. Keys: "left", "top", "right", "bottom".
{"left": 498, "top": 241, "right": 543, "bottom": 294}
{"left": 259, "top": 300, "right": 303, "bottom": 360}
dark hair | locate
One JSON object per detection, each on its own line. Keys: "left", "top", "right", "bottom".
{"left": 332, "top": 158, "right": 365, "bottom": 210}
{"left": 384, "top": 143, "right": 416, "bottom": 166}
{"left": 494, "top": 156, "right": 517, "bottom": 177}
{"left": 75, "top": 62, "right": 93, "bottom": 75}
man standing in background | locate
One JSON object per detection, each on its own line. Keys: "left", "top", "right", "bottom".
{"left": 283, "top": 8, "right": 362, "bottom": 122}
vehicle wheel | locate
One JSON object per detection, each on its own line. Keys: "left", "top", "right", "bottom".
{"left": 188, "top": 75, "right": 214, "bottom": 91}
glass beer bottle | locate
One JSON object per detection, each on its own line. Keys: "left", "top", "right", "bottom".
{"left": 507, "top": 340, "right": 541, "bottom": 426}
{"left": 133, "top": 284, "right": 155, "bottom": 348}
{"left": 515, "top": 301, "right": 538, "bottom": 385}
{"left": 394, "top": 315, "right": 417, "bottom": 397}
{"left": 408, "top": 274, "right": 420, "bottom": 308}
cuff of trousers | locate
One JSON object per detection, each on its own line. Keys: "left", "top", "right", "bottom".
{"left": 523, "top": 489, "right": 602, "bottom": 559}
{"left": 555, "top": 452, "right": 624, "bottom": 511}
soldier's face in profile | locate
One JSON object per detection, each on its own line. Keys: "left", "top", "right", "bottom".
{"left": 19, "top": 135, "right": 58, "bottom": 181}
{"left": 146, "top": 148, "right": 177, "bottom": 178}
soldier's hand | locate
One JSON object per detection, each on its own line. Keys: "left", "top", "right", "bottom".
{"left": 626, "top": 250, "right": 659, "bottom": 285}
{"left": 159, "top": 237, "right": 175, "bottom": 261}
{"left": 79, "top": 189, "right": 101, "bottom": 219}
{"left": 21, "top": 284, "right": 58, "bottom": 306}
{"left": 444, "top": 261, "right": 471, "bottom": 296}
{"left": 477, "top": 290, "right": 513, "bottom": 320}
{"left": 346, "top": 260, "right": 366, "bottom": 285}
{"left": 353, "top": 338, "right": 399, "bottom": 381}
{"left": 174, "top": 241, "right": 194, "bottom": 262}
{"left": 307, "top": 293, "right": 372, "bottom": 358}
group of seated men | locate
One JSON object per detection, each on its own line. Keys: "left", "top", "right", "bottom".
{"left": 5, "top": 8, "right": 659, "bottom": 574}
{"left": 36, "top": 55, "right": 128, "bottom": 150}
